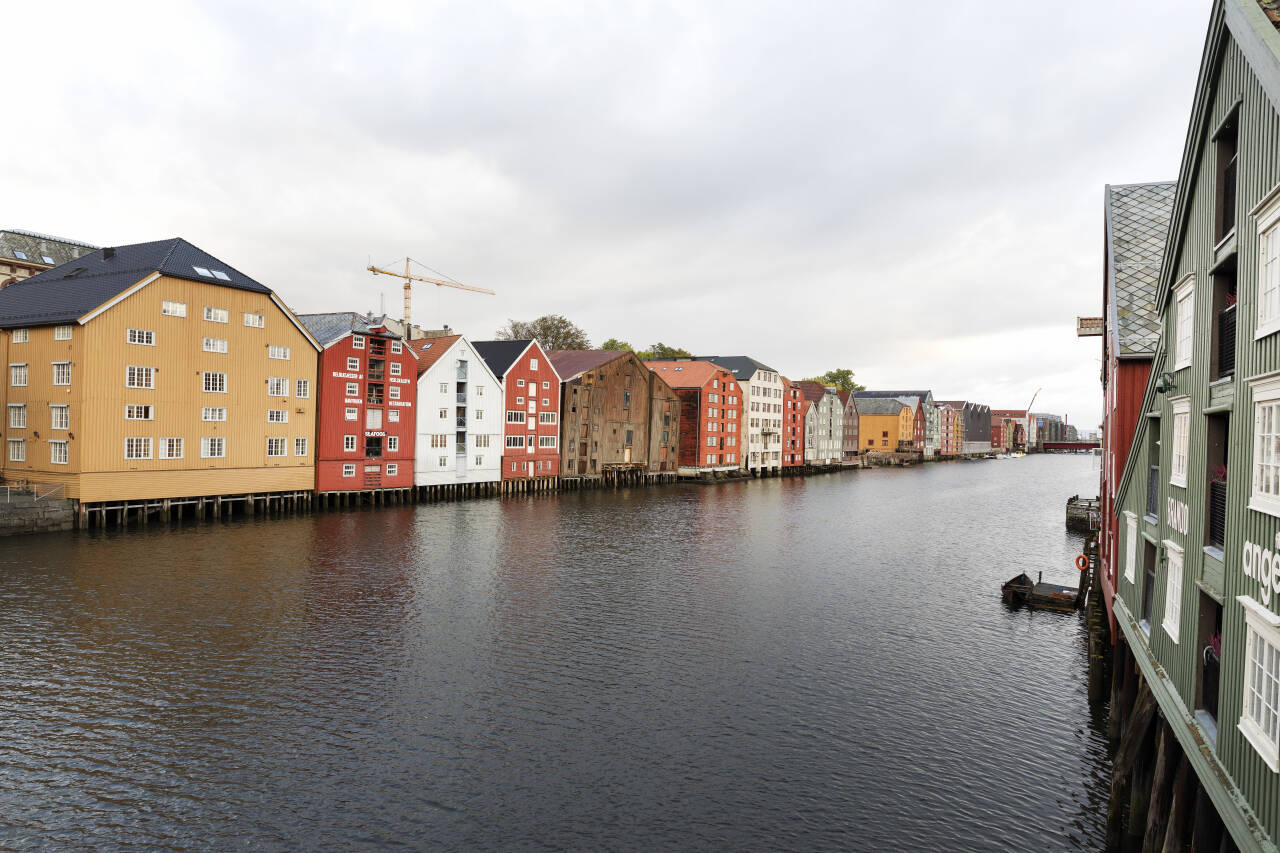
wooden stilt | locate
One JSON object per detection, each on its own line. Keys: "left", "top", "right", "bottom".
{"left": 1162, "top": 756, "right": 1193, "bottom": 853}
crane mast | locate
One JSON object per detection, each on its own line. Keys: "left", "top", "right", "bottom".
{"left": 367, "top": 258, "right": 495, "bottom": 328}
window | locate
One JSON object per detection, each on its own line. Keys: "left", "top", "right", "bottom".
{"left": 48, "top": 439, "right": 69, "bottom": 464}
{"left": 365, "top": 436, "right": 383, "bottom": 458}
{"left": 1174, "top": 275, "right": 1195, "bottom": 371}
{"left": 538, "top": 435, "right": 557, "bottom": 448}
{"left": 12, "top": 328, "right": 28, "bottom": 343}
{"left": 201, "top": 437, "right": 225, "bottom": 458}
{"left": 476, "top": 386, "right": 484, "bottom": 396}
{"left": 268, "top": 345, "right": 290, "bottom": 360}
{"left": 203, "top": 337, "right": 228, "bottom": 353}
{"left": 439, "top": 408, "right": 448, "bottom": 419}
{"left": 1260, "top": 191, "right": 1280, "bottom": 339}
{"left": 203, "top": 371, "right": 226, "bottom": 393}
{"left": 507, "top": 410, "right": 526, "bottom": 423}
{"left": 1253, "top": 376, "right": 1280, "bottom": 517}
{"left": 387, "top": 436, "right": 399, "bottom": 452}
{"left": 54, "top": 325, "right": 72, "bottom": 340}
{"left": 345, "top": 407, "right": 358, "bottom": 421}
{"left": 266, "top": 437, "right": 286, "bottom": 457}
{"left": 296, "top": 379, "right": 310, "bottom": 398}
{"left": 506, "top": 435, "right": 525, "bottom": 448}
{"left": 343, "top": 464, "right": 356, "bottom": 477}
{"left": 346, "top": 382, "right": 359, "bottom": 397}
{"left": 124, "top": 437, "right": 152, "bottom": 460}
{"left": 160, "top": 437, "right": 183, "bottom": 460}
{"left": 431, "top": 434, "right": 448, "bottom": 449}
{"left": 10, "top": 363, "right": 28, "bottom": 386}
{"left": 201, "top": 406, "right": 226, "bottom": 422}
{"left": 366, "top": 409, "right": 382, "bottom": 429}
{"left": 1240, "top": 595, "right": 1280, "bottom": 770}
{"left": 127, "top": 328, "right": 155, "bottom": 346}
{"left": 1168, "top": 397, "right": 1190, "bottom": 488}
{"left": 530, "top": 358, "right": 538, "bottom": 370}
{"left": 204, "top": 306, "right": 228, "bottom": 323}
{"left": 440, "top": 456, "right": 450, "bottom": 467}
{"left": 267, "top": 377, "right": 287, "bottom": 396}
{"left": 126, "top": 365, "right": 154, "bottom": 389}
{"left": 386, "top": 462, "right": 398, "bottom": 476}
{"left": 1124, "top": 513, "right": 1137, "bottom": 584}
{"left": 476, "top": 435, "right": 490, "bottom": 448}
{"left": 391, "top": 341, "right": 402, "bottom": 354}
{"left": 388, "top": 410, "right": 399, "bottom": 422}
{"left": 50, "top": 405, "right": 69, "bottom": 430}
{"left": 347, "top": 357, "right": 361, "bottom": 371}
{"left": 389, "top": 386, "right": 401, "bottom": 400}
{"left": 162, "top": 301, "right": 187, "bottom": 317}
{"left": 267, "top": 409, "right": 288, "bottom": 423}
{"left": 353, "top": 335, "right": 365, "bottom": 349}
{"left": 390, "top": 362, "right": 401, "bottom": 376}
{"left": 8, "top": 438, "right": 24, "bottom": 462}
{"left": 7, "top": 404, "right": 24, "bottom": 428}
{"left": 244, "top": 312, "right": 265, "bottom": 328}
{"left": 344, "top": 435, "right": 358, "bottom": 452}
{"left": 541, "top": 398, "right": 549, "bottom": 406}
{"left": 517, "top": 379, "right": 525, "bottom": 387}
{"left": 474, "top": 410, "right": 483, "bottom": 420}
{"left": 516, "top": 397, "right": 524, "bottom": 405}
{"left": 51, "top": 362, "right": 70, "bottom": 385}
{"left": 1162, "top": 540, "right": 1183, "bottom": 642}
{"left": 539, "top": 412, "right": 557, "bottom": 424}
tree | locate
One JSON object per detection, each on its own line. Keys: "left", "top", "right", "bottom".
{"left": 495, "top": 314, "right": 591, "bottom": 350}
{"left": 803, "top": 368, "right": 865, "bottom": 392}
{"left": 600, "top": 338, "right": 633, "bottom": 351}
{"left": 642, "top": 342, "right": 692, "bottom": 360}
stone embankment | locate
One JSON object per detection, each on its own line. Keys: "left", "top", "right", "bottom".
{"left": 0, "top": 491, "right": 75, "bottom": 536}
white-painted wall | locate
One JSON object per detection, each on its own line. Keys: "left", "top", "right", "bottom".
{"left": 414, "top": 337, "right": 503, "bottom": 486}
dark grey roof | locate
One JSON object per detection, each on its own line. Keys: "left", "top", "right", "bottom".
{"left": 856, "top": 397, "right": 908, "bottom": 415}
{"left": 694, "top": 355, "right": 777, "bottom": 381}
{"left": 0, "top": 238, "right": 271, "bottom": 328}
{"left": 0, "top": 230, "right": 97, "bottom": 268}
{"left": 855, "top": 390, "right": 933, "bottom": 401}
{"left": 296, "top": 312, "right": 384, "bottom": 348}
{"left": 1105, "top": 181, "right": 1175, "bottom": 357}
{"left": 472, "top": 339, "right": 533, "bottom": 378}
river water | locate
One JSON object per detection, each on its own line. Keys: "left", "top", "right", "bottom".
{"left": 1, "top": 454, "right": 1108, "bottom": 851}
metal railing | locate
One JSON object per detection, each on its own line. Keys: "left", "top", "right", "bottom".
{"left": 1208, "top": 479, "right": 1227, "bottom": 549}
{"left": 1218, "top": 305, "right": 1236, "bottom": 379}
{"left": 456, "top": 393, "right": 467, "bottom": 404}
{"left": 456, "top": 417, "right": 467, "bottom": 428}
{"left": 1147, "top": 465, "right": 1160, "bottom": 517}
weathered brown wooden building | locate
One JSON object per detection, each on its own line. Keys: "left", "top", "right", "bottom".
{"left": 548, "top": 349, "right": 680, "bottom": 483}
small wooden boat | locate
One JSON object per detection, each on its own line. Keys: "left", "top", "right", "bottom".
{"left": 1001, "top": 571, "right": 1082, "bottom": 611}
{"left": 1002, "top": 572, "right": 1034, "bottom": 604}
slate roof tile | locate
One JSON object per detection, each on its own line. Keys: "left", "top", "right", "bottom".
{"left": 1106, "top": 181, "right": 1175, "bottom": 356}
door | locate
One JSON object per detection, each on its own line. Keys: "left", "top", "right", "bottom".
{"left": 624, "top": 447, "right": 631, "bottom": 462}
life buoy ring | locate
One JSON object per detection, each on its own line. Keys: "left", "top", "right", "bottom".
{"left": 1076, "top": 554, "right": 1089, "bottom": 571}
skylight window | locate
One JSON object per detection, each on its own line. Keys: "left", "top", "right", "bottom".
{"left": 41, "top": 256, "right": 54, "bottom": 264}
{"left": 211, "top": 270, "right": 230, "bottom": 281}
{"left": 193, "top": 266, "right": 213, "bottom": 277}
{"left": 13, "top": 250, "right": 26, "bottom": 260}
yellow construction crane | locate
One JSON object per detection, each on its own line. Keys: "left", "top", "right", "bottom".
{"left": 367, "top": 258, "right": 494, "bottom": 328}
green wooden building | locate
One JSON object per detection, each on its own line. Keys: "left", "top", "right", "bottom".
{"left": 1111, "top": 1, "right": 1280, "bottom": 849}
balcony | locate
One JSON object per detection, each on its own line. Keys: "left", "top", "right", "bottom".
{"left": 1218, "top": 305, "right": 1236, "bottom": 379}
{"left": 1208, "top": 479, "right": 1227, "bottom": 550}
{"left": 456, "top": 417, "right": 467, "bottom": 429}
{"left": 1222, "top": 154, "right": 1237, "bottom": 238}
{"left": 457, "top": 393, "right": 467, "bottom": 404}
{"left": 1147, "top": 465, "right": 1160, "bottom": 518}
{"left": 457, "top": 363, "right": 468, "bottom": 381}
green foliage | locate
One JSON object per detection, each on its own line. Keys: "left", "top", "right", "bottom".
{"left": 804, "top": 368, "right": 865, "bottom": 392}
{"left": 495, "top": 314, "right": 591, "bottom": 350}
{"left": 600, "top": 338, "right": 633, "bottom": 351}
{"left": 642, "top": 342, "right": 692, "bottom": 360}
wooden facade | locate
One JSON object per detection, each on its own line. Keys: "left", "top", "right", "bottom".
{"left": 474, "top": 340, "right": 563, "bottom": 482}
{"left": 782, "top": 378, "right": 805, "bottom": 466}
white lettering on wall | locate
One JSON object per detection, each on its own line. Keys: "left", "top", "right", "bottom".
{"left": 1242, "top": 532, "right": 1280, "bottom": 608}
{"left": 1167, "top": 497, "right": 1189, "bottom": 536}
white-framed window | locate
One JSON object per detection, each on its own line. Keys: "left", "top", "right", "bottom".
{"left": 49, "top": 440, "right": 68, "bottom": 465}
{"left": 124, "top": 437, "right": 152, "bottom": 460}
{"left": 244, "top": 312, "right": 265, "bottom": 328}
{"left": 391, "top": 341, "right": 402, "bottom": 354}
{"left": 389, "top": 386, "right": 400, "bottom": 400}
{"left": 54, "top": 325, "right": 72, "bottom": 340}
{"left": 269, "top": 345, "right": 290, "bottom": 360}
{"left": 1257, "top": 190, "right": 1280, "bottom": 340}
{"left": 542, "top": 380, "right": 550, "bottom": 389}
{"left": 12, "top": 328, "right": 28, "bottom": 343}
{"left": 345, "top": 407, "right": 358, "bottom": 421}
{"left": 476, "top": 386, "right": 484, "bottom": 396}
{"left": 517, "top": 378, "right": 525, "bottom": 387}
{"left": 1252, "top": 375, "right": 1280, "bottom": 517}
{"left": 530, "top": 358, "right": 538, "bottom": 370}
{"left": 267, "top": 409, "right": 288, "bottom": 423}
{"left": 506, "top": 410, "right": 526, "bottom": 423}
{"left": 390, "top": 362, "right": 401, "bottom": 376}
{"left": 1173, "top": 275, "right": 1195, "bottom": 371}
{"left": 1162, "top": 540, "right": 1183, "bottom": 642}
{"left": 267, "top": 377, "right": 288, "bottom": 396}
{"left": 8, "top": 404, "right": 25, "bottom": 428}
{"left": 347, "top": 357, "right": 361, "bottom": 371}
{"left": 475, "top": 455, "right": 483, "bottom": 466}
{"left": 294, "top": 437, "right": 308, "bottom": 457}
{"left": 430, "top": 434, "right": 448, "bottom": 448}
{"left": 516, "top": 397, "right": 524, "bottom": 405}
{"left": 366, "top": 464, "right": 381, "bottom": 474}
{"left": 8, "top": 438, "right": 24, "bottom": 462}
{"left": 203, "top": 371, "right": 226, "bottom": 393}
{"left": 162, "top": 300, "right": 187, "bottom": 317}
{"left": 538, "top": 435, "right": 557, "bottom": 448}
{"left": 1170, "top": 397, "right": 1190, "bottom": 488}
{"left": 52, "top": 361, "right": 71, "bottom": 385}
{"left": 439, "top": 408, "right": 448, "bottom": 418}
{"left": 266, "top": 437, "right": 286, "bottom": 457}
{"left": 10, "top": 363, "right": 28, "bottom": 386}
{"left": 352, "top": 335, "right": 365, "bottom": 349}
{"left": 439, "top": 383, "right": 449, "bottom": 394}
{"left": 474, "top": 410, "right": 484, "bottom": 421}
{"left": 388, "top": 409, "right": 399, "bottom": 422}
{"left": 127, "top": 328, "right": 155, "bottom": 346}
{"left": 344, "top": 435, "right": 357, "bottom": 452}
{"left": 160, "top": 437, "right": 183, "bottom": 460}
{"left": 202, "top": 406, "right": 226, "bottom": 422}
{"left": 203, "top": 337, "right": 228, "bottom": 353}
{"left": 342, "top": 463, "right": 356, "bottom": 477}
{"left": 1124, "top": 512, "right": 1138, "bottom": 584}
{"left": 386, "top": 462, "right": 398, "bottom": 476}
{"left": 387, "top": 435, "right": 399, "bottom": 452}
{"left": 1239, "top": 594, "right": 1280, "bottom": 770}
{"left": 49, "top": 405, "right": 69, "bottom": 430}
{"left": 345, "top": 382, "right": 359, "bottom": 397}
{"left": 539, "top": 412, "right": 557, "bottom": 424}
{"left": 541, "top": 397, "right": 549, "bottom": 406}
{"left": 296, "top": 379, "right": 310, "bottom": 398}
{"left": 439, "top": 456, "right": 449, "bottom": 467}
{"left": 506, "top": 435, "right": 525, "bottom": 448}
{"left": 477, "top": 435, "right": 491, "bottom": 449}
{"left": 204, "top": 306, "right": 228, "bottom": 323}
{"left": 126, "top": 365, "right": 154, "bottom": 389}
{"left": 201, "top": 437, "right": 226, "bottom": 458}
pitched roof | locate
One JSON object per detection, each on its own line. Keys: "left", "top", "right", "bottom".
{"left": 0, "top": 229, "right": 97, "bottom": 268}
{"left": 411, "top": 335, "right": 464, "bottom": 375}
{"left": 796, "top": 380, "right": 836, "bottom": 404}
{"left": 1105, "top": 181, "right": 1176, "bottom": 357}
{"left": 0, "top": 238, "right": 271, "bottom": 327}
{"left": 837, "top": 389, "right": 851, "bottom": 406}
{"left": 694, "top": 355, "right": 776, "bottom": 381}
{"left": 296, "top": 312, "right": 385, "bottom": 348}
{"left": 546, "top": 349, "right": 628, "bottom": 381}
{"left": 896, "top": 395, "right": 921, "bottom": 412}
{"left": 856, "top": 397, "right": 908, "bottom": 415}
{"left": 472, "top": 339, "right": 534, "bottom": 378}
{"left": 935, "top": 400, "right": 967, "bottom": 409}
{"left": 644, "top": 359, "right": 727, "bottom": 389}
{"left": 855, "top": 389, "right": 933, "bottom": 400}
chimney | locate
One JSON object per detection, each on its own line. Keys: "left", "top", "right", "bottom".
{"left": 102, "top": 247, "right": 115, "bottom": 260}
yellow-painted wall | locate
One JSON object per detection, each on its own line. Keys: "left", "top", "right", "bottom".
{"left": 899, "top": 405, "right": 914, "bottom": 446}
{"left": 859, "top": 413, "right": 899, "bottom": 451}
{"left": 1, "top": 274, "right": 319, "bottom": 502}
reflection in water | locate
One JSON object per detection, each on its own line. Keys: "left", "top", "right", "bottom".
{"left": 0, "top": 455, "right": 1107, "bottom": 850}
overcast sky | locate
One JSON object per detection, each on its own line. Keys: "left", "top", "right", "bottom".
{"left": 9, "top": 1, "right": 1212, "bottom": 427}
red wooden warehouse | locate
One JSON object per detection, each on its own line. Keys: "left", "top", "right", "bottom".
{"left": 782, "top": 377, "right": 806, "bottom": 467}
{"left": 644, "top": 360, "right": 743, "bottom": 473}
{"left": 297, "top": 313, "right": 418, "bottom": 496}
{"left": 472, "top": 339, "right": 563, "bottom": 487}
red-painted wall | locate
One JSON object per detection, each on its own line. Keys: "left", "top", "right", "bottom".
{"left": 783, "top": 382, "right": 805, "bottom": 466}
{"left": 500, "top": 341, "right": 562, "bottom": 479}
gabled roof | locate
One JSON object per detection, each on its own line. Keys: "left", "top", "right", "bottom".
{"left": 991, "top": 409, "right": 1027, "bottom": 418}
{"left": 855, "top": 389, "right": 933, "bottom": 401}
{"left": 837, "top": 389, "right": 851, "bottom": 406}
{"left": 856, "top": 397, "right": 909, "bottom": 415}
{"left": 935, "top": 399, "right": 967, "bottom": 409}
{"left": 0, "top": 238, "right": 271, "bottom": 328}
{"left": 694, "top": 355, "right": 777, "bottom": 381}
{"left": 411, "top": 335, "right": 464, "bottom": 375}
{"left": 296, "top": 312, "right": 391, "bottom": 348}
{"left": 796, "top": 380, "right": 837, "bottom": 404}
{"left": 644, "top": 359, "right": 728, "bottom": 389}
{"left": 0, "top": 229, "right": 96, "bottom": 268}
{"left": 546, "top": 349, "right": 628, "bottom": 381}
{"left": 896, "top": 395, "right": 921, "bottom": 412}
{"left": 1105, "top": 181, "right": 1175, "bottom": 357}
{"left": 472, "top": 339, "right": 534, "bottom": 378}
